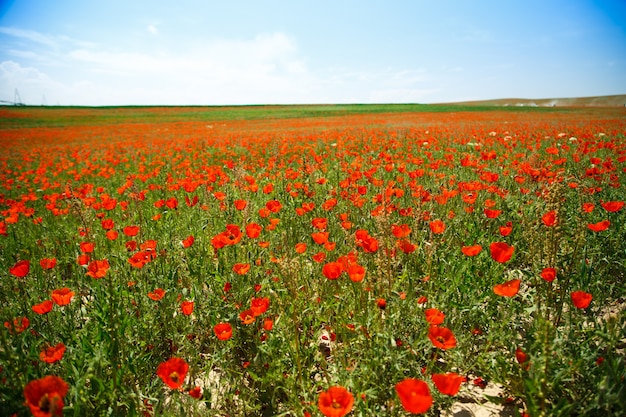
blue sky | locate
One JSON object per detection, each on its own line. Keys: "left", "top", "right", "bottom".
{"left": 0, "top": 0, "right": 625, "bottom": 106}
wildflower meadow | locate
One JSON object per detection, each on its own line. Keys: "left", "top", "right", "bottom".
{"left": 1, "top": 105, "right": 625, "bottom": 416}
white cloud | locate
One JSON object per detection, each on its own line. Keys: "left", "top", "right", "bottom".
{"left": 0, "top": 60, "right": 55, "bottom": 104}
{"left": 0, "top": 30, "right": 314, "bottom": 104}
{"left": 0, "top": 27, "right": 57, "bottom": 47}
{"left": 0, "top": 26, "right": 96, "bottom": 49}
{"left": 0, "top": 27, "right": 436, "bottom": 105}
{"left": 56, "top": 32, "right": 317, "bottom": 104}
{"left": 68, "top": 49, "right": 163, "bottom": 72}
{"left": 0, "top": 61, "right": 51, "bottom": 84}
{"left": 5, "top": 49, "right": 44, "bottom": 61}
{"left": 64, "top": 32, "right": 301, "bottom": 76}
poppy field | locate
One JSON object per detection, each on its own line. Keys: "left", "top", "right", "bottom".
{"left": 1, "top": 105, "right": 625, "bottom": 416}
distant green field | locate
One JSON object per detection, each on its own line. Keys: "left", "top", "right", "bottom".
{"left": 0, "top": 103, "right": 564, "bottom": 129}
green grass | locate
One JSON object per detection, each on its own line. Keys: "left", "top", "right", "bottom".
{"left": 0, "top": 107, "right": 624, "bottom": 416}
{"left": 0, "top": 103, "right": 566, "bottom": 129}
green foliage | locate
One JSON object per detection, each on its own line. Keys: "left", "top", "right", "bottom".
{"left": 0, "top": 102, "right": 563, "bottom": 129}
{"left": 0, "top": 107, "right": 625, "bottom": 416}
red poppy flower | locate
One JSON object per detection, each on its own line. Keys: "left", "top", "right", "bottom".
{"left": 347, "top": 263, "right": 365, "bottom": 282}
{"left": 432, "top": 372, "right": 465, "bottom": 396}
{"left": 234, "top": 199, "right": 247, "bottom": 210}
{"left": 51, "top": 288, "right": 74, "bottom": 306}
{"left": 185, "top": 386, "right": 201, "bottom": 399}
{"left": 302, "top": 201, "right": 315, "bottom": 212}
{"left": 311, "top": 231, "right": 330, "bottom": 245}
{"left": 258, "top": 207, "right": 270, "bottom": 218}
{"left": 9, "top": 259, "right": 30, "bottom": 278}
{"left": 429, "top": 219, "right": 446, "bottom": 234}
{"left": 490, "top": 242, "right": 514, "bottom": 263}
{"left": 391, "top": 223, "right": 411, "bottom": 238}
{"left": 165, "top": 197, "right": 178, "bottom": 209}
{"left": 77, "top": 254, "right": 90, "bottom": 266}
{"left": 546, "top": 146, "right": 559, "bottom": 154}
{"left": 39, "top": 258, "right": 57, "bottom": 270}
{"left": 601, "top": 201, "right": 624, "bottom": 212}
{"left": 472, "top": 377, "right": 487, "bottom": 388}
{"left": 105, "top": 230, "right": 118, "bottom": 240}
{"left": 424, "top": 308, "right": 445, "bottom": 325}
{"left": 245, "top": 223, "right": 262, "bottom": 239}
{"left": 86, "top": 259, "right": 110, "bottom": 279}
{"left": 4, "top": 316, "right": 30, "bottom": 334}
{"left": 24, "top": 375, "right": 68, "bottom": 417}
{"left": 312, "top": 217, "right": 328, "bottom": 230}
{"left": 239, "top": 309, "right": 256, "bottom": 324}
{"left": 295, "top": 242, "right": 307, "bottom": 253}
{"left": 180, "top": 301, "right": 194, "bottom": 316}
{"left": 312, "top": 252, "right": 326, "bottom": 263}
{"left": 32, "top": 300, "right": 54, "bottom": 315}
{"left": 515, "top": 347, "right": 529, "bottom": 365}
{"left": 395, "top": 378, "right": 433, "bottom": 414}
{"left": 40, "top": 343, "right": 66, "bottom": 364}
{"left": 79, "top": 242, "right": 94, "bottom": 253}
{"left": 147, "top": 288, "right": 165, "bottom": 301}
{"left": 397, "top": 239, "right": 417, "bottom": 254}
{"left": 355, "top": 229, "right": 379, "bottom": 253}
{"left": 265, "top": 200, "right": 282, "bottom": 213}
{"left": 214, "top": 322, "right": 233, "bottom": 340}
{"left": 220, "top": 224, "right": 242, "bottom": 245}
{"left": 587, "top": 220, "right": 610, "bottom": 232}
{"left": 428, "top": 326, "right": 457, "bottom": 349}
{"left": 322, "top": 198, "right": 337, "bottom": 211}
{"left": 317, "top": 386, "right": 354, "bottom": 417}
{"left": 322, "top": 262, "right": 343, "bottom": 280}
{"left": 582, "top": 202, "right": 594, "bottom": 213}
{"left": 250, "top": 297, "right": 270, "bottom": 316}
{"left": 484, "top": 209, "right": 502, "bottom": 219}
{"left": 262, "top": 183, "right": 274, "bottom": 194}
{"left": 128, "top": 250, "right": 151, "bottom": 268}
{"left": 157, "top": 357, "right": 189, "bottom": 389}
{"left": 571, "top": 291, "right": 592, "bottom": 309}
{"left": 101, "top": 218, "right": 114, "bottom": 230}
{"left": 337, "top": 253, "right": 357, "bottom": 270}
{"left": 542, "top": 210, "right": 557, "bottom": 227}
{"left": 140, "top": 240, "right": 157, "bottom": 251}
{"left": 461, "top": 245, "right": 482, "bottom": 256}
{"left": 123, "top": 225, "right": 140, "bottom": 237}
{"left": 182, "top": 235, "right": 194, "bottom": 248}
{"left": 102, "top": 198, "right": 117, "bottom": 210}
{"left": 233, "top": 263, "right": 250, "bottom": 275}
{"left": 540, "top": 267, "right": 556, "bottom": 283}
{"left": 493, "top": 278, "right": 521, "bottom": 297}
{"left": 499, "top": 222, "right": 513, "bottom": 237}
